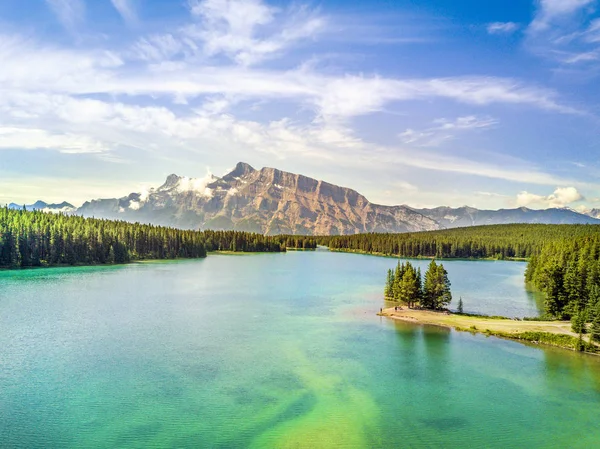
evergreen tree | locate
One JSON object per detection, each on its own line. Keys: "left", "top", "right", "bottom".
{"left": 590, "top": 307, "right": 600, "bottom": 343}
{"left": 422, "top": 260, "right": 439, "bottom": 309}
{"left": 399, "top": 263, "right": 421, "bottom": 308}
{"left": 577, "top": 332, "right": 585, "bottom": 352}
{"left": 421, "top": 260, "right": 452, "bottom": 310}
{"left": 571, "top": 309, "right": 586, "bottom": 334}
{"left": 457, "top": 297, "right": 464, "bottom": 314}
{"left": 434, "top": 264, "right": 452, "bottom": 309}
{"left": 384, "top": 269, "right": 394, "bottom": 298}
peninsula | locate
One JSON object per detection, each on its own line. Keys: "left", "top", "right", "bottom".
{"left": 380, "top": 307, "right": 599, "bottom": 354}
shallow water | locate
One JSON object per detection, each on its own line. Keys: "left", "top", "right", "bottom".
{"left": 1, "top": 251, "right": 599, "bottom": 448}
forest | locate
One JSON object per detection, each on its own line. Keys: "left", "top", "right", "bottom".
{"left": 315, "top": 224, "right": 600, "bottom": 260}
{"left": 0, "top": 208, "right": 308, "bottom": 268}
{"left": 525, "top": 233, "right": 600, "bottom": 340}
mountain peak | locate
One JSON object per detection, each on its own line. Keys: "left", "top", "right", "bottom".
{"left": 159, "top": 174, "right": 182, "bottom": 190}
{"left": 223, "top": 162, "right": 256, "bottom": 180}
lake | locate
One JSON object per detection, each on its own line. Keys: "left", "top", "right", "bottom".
{"left": 1, "top": 250, "right": 600, "bottom": 448}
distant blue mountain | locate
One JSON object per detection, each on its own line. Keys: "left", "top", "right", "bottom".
{"left": 7, "top": 200, "right": 75, "bottom": 213}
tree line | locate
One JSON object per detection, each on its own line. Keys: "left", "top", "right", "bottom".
{"left": 0, "top": 208, "right": 304, "bottom": 268}
{"left": 384, "top": 260, "right": 452, "bottom": 310}
{"left": 314, "top": 224, "right": 600, "bottom": 259}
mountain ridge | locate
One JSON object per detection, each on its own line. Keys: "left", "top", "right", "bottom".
{"left": 10, "top": 162, "right": 600, "bottom": 234}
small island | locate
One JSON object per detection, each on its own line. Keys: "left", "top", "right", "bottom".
{"left": 380, "top": 259, "right": 600, "bottom": 354}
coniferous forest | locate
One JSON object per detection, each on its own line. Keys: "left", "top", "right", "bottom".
{"left": 317, "top": 224, "right": 600, "bottom": 260}
{"left": 0, "top": 208, "right": 307, "bottom": 268}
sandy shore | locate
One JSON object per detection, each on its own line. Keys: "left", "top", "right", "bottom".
{"left": 381, "top": 307, "right": 574, "bottom": 334}
{"left": 380, "top": 307, "right": 599, "bottom": 353}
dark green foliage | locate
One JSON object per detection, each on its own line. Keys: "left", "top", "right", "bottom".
{"left": 457, "top": 297, "right": 464, "bottom": 314}
{"left": 0, "top": 208, "right": 289, "bottom": 268}
{"left": 385, "top": 261, "right": 421, "bottom": 307}
{"left": 423, "top": 260, "right": 452, "bottom": 310}
{"left": 318, "top": 224, "right": 600, "bottom": 259}
{"left": 591, "top": 304, "right": 600, "bottom": 343}
{"left": 525, "top": 233, "right": 600, "bottom": 320}
{"left": 278, "top": 235, "right": 317, "bottom": 250}
{"left": 201, "top": 230, "right": 287, "bottom": 253}
{"left": 571, "top": 310, "right": 587, "bottom": 334}
{"left": 384, "top": 259, "right": 451, "bottom": 310}
{"left": 384, "top": 269, "right": 394, "bottom": 298}
{"left": 577, "top": 333, "right": 585, "bottom": 352}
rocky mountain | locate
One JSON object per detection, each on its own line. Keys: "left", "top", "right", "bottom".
{"left": 411, "top": 206, "right": 600, "bottom": 228}
{"left": 584, "top": 209, "right": 600, "bottom": 219}
{"left": 8, "top": 200, "right": 76, "bottom": 214}
{"left": 77, "top": 162, "right": 440, "bottom": 235}
{"left": 11, "top": 163, "right": 600, "bottom": 234}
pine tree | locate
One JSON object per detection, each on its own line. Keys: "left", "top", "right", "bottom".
{"left": 577, "top": 332, "right": 585, "bottom": 352}
{"left": 435, "top": 264, "right": 452, "bottom": 310}
{"left": 591, "top": 307, "right": 600, "bottom": 343}
{"left": 422, "top": 260, "right": 438, "bottom": 309}
{"left": 571, "top": 309, "right": 586, "bottom": 334}
{"left": 384, "top": 269, "right": 394, "bottom": 298}
{"left": 457, "top": 297, "right": 464, "bottom": 314}
{"left": 399, "top": 263, "right": 420, "bottom": 308}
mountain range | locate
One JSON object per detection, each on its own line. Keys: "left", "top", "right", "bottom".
{"left": 10, "top": 162, "right": 600, "bottom": 234}
{"left": 8, "top": 200, "right": 76, "bottom": 214}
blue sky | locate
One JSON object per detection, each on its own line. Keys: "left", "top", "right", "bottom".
{"left": 1, "top": 0, "right": 600, "bottom": 210}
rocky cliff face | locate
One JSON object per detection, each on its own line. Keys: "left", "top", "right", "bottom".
{"left": 76, "top": 162, "right": 600, "bottom": 234}
{"left": 78, "top": 162, "right": 440, "bottom": 235}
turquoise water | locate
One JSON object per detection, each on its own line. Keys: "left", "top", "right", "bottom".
{"left": 1, "top": 251, "right": 600, "bottom": 448}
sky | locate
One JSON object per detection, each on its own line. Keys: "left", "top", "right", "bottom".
{"left": 1, "top": 0, "right": 600, "bottom": 211}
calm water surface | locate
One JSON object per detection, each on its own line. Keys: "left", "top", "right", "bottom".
{"left": 1, "top": 251, "right": 600, "bottom": 448}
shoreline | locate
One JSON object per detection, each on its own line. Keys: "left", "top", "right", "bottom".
{"left": 380, "top": 307, "right": 599, "bottom": 354}
{"left": 328, "top": 248, "right": 528, "bottom": 262}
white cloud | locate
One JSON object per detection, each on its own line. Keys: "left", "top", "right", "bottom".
{"left": 487, "top": 22, "right": 519, "bottom": 35}
{"left": 400, "top": 115, "right": 497, "bottom": 146}
{"left": 526, "top": 0, "right": 600, "bottom": 70}
{"left": 111, "top": 0, "right": 138, "bottom": 25}
{"left": 529, "top": 0, "right": 595, "bottom": 33}
{"left": 0, "top": 2, "right": 594, "bottom": 206}
{"left": 0, "top": 127, "right": 108, "bottom": 154}
{"left": 516, "top": 186, "right": 584, "bottom": 208}
{"left": 131, "top": 0, "right": 326, "bottom": 66}
{"left": 583, "top": 18, "right": 600, "bottom": 42}
{"left": 45, "top": 0, "right": 85, "bottom": 30}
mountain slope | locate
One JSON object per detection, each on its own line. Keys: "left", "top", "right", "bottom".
{"left": 585, "top": 209, "right": 600, "bottom": 219}
{"left": 12, "top": 163, "right": 600, "bottom": 234}
{"left": 411, "top": 206, "right": 600, "bottom": 228}
{"left": 77, "top": 162, "right": 440, "bottom": 235}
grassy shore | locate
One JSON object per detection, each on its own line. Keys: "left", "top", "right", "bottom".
{"left": 380, "top": 307, "right": 599, "bottom": 354}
